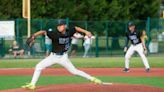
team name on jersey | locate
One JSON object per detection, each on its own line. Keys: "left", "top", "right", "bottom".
{"left": 59, "top": 38, "right": 70, "bottom": 44}
{"left": 129, "top": 35, "right": 137, "bottom": 40}
{"left": 129, "top": 35, "right": 139, "bottom": 44}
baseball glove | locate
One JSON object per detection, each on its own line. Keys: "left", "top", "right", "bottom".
{"left": 26, "top": 35, "right": 35, "bottom": 48}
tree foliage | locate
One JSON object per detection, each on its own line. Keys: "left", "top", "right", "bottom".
{"left": 0, "top": 0, "right": 161, "bottom": 20}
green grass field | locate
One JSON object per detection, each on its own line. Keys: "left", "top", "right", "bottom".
{"left": 0, "top": 57, "right": 164, "bottom": 90}
{"left": 0, "top": 57, "right": 164, "bottom": 68}
{"left": 0, "top": 76, "right": 164, "bottom": 90}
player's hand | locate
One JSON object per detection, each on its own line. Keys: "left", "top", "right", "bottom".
{"left": 26, "top": 35, "right": 35, "bottom": 48}
{"left": 85, "top": 31, "right": 92, "bottom": 38}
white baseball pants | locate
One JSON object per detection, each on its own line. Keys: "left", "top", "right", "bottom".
{"left": 125, "top": 43, "right": 150, "bottom": 69}
{"left": 83, "top": 44, "right": 91, "bottom": 57}
{"left": 31, "top": 53, "right": 93, "bottom": 85}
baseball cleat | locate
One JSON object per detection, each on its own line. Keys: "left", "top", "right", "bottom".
{"left": 123, "top": 68, "right": 129, "bottom": 72}
{"left": 91, "top": 77, "right": 102, "bottom": 84}
{"left": 21, "top": 83, "right": 36, "bottom": 90}
{"left": 146, "top": 68, "right": 150, "bottom": 73}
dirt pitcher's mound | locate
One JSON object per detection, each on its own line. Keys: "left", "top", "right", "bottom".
{"left": 1, "top": 83, "right": 164, "bottom": 92}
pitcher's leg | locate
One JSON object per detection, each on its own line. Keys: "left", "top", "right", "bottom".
{"left": 58, "top": 54, "right": 93, "bottom": 80}
{"left": 59, "top": 56, "right": 102, "bottom": 84}
{"left": 31, "top": 54, "right": 56, "bottom": 85}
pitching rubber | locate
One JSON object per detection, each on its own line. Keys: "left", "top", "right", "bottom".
{"left": 102, "top": 82, "right": 113, "bottom": 85}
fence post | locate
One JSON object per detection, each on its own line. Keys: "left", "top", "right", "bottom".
{"left": 85, "top": 21, "right": 88, "bottom": 30}
{"left": 146, "top": 17, "right": 150, "bottom": 40}
{"left": 146, "top": 17, "right": 151, "bottom": 53}
{"left": 15, "top": 19, "right": 19, "bottom": 42}
{"left": 105, "top": 22, "right": 109, "bottom": 55}
{"left": 40, "top": 19, "right": 43, "bottom": 30}
{"left": 0, "top": 38, "right": 5, "bottom": 57}
{"left": 95, "top": 33, "right": 99, "bottom": 57}
{"left": 66, "top": 17, "right": 69, "bottom": 29}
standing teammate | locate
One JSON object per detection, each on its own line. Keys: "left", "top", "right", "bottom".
{"left": 83, "top": 35, "right": 95, "bottom": 58}
{"left": 70, "top": 32, "right": 83, "bottom": 57}
{"left": 123, "top": 22, "right": 150, "bottom": 72}
{"left": 22, "top": 19, "right": 102, "bottom": 90}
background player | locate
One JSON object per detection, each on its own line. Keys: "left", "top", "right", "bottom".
{"left": 83, "top": 35, "right": 95, "bottom": 58}
{"left": 70, "top": 32, "right": 83, "bottom": 57}
{"left": 21, "top": 19, "right": 102, "bottom": 90}
{"left": 123, "top": 22, "right": 150, "bottom": 72}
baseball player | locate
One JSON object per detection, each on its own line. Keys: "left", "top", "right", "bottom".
{"left": 70, "top": 32, "right": 83, "bottom": 57}
{"left": 123, "top": 22, "right": 150, "bottom": 72}
{"left": 21, "top": 19, "right": 102, "bottom": 90}
{"left": 83, "top": 35, "right": 95, "bottom": 58}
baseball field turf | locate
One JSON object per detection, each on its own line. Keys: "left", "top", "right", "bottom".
{"left": 0, "top": 57, "right": 164, "bottom": 90}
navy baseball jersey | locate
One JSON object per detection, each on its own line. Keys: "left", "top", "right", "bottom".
{"left": 125, "top": 30, "right": 142, "bottom": 47}
{"left": 46, "top": 27, "right": 76, "bottom": 53}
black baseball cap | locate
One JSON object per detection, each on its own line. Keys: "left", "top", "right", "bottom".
{"left": 128, "top": 22, "right": 135, "bottom": 27}
{"left": 57, "top": 19, "right": 66, "bottom": 26}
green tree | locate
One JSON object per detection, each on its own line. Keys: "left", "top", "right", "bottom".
{"left": 0, "top": 0, "right": 160, "bottom": 20}
{"left": 0, "top": 0, "right": 22, "bottom": 19}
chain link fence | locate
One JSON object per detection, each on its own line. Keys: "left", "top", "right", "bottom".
{"left": 0, "top": 18, "right": 164, "bottom": 58}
